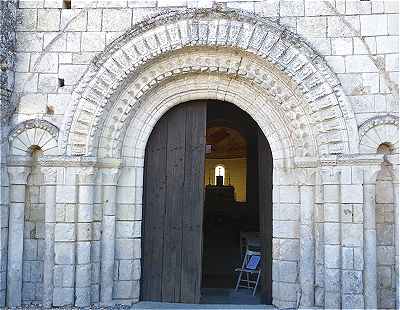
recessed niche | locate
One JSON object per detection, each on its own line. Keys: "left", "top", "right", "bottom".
{"left": 377, "top": 142, "right": 393, "bottom": 155}
{"left": 46, "top": 105, "right": 55, "bottom": 115}
{"left": 63, "top": 0, "right": 72, "bottom": 9}
{"left": 58, "top": 78, "right": 65, "bottom": 88}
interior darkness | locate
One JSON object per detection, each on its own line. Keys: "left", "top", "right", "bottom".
{"left": 200, "top": 101, "right": 265, "bottom": 304}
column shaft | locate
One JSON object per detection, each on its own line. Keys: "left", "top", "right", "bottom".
{"left": 100, "top": 168, "right": 119, "bottom": 304}
{"left": 322, "top": 169, "right": 341, "bottom": 309}
{"left": 6, "top": 167, "right": 29, "bottom": 307}
{"left": 363, "top": 183, "right": 377, "bottom": 308}
{"left": 42, "top": 167, "right": 57, "bottom": 308}
{"left": 300, "top": 184, "right": 315, "bottom": 307}
{"left": 75, "top": 168, "right": 96, "bottom": 307}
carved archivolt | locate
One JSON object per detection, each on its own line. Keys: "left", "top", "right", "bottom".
{"left": 62, "top": 8, "right": 357, "bottom": 157}
{"left": 9, "top": 119, "right": 59, "bottom": 156}
{"left": 100, "top": 50, "right": 313, "bottom": 160}
{"left": 359, "top": 115, "right": 399, "bottom": 154}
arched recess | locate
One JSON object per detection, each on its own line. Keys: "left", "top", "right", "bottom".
{"left": 6, "top": 119, "right": 59, "bottom": 307}
{"left": 59, "top": 7, "right": 359, "bottom": 308}
{"left": 61, "top": 8, "right": 358, "bottom": 158}
{"left": 359, "top": 115, "right": 399, "bottom": 154}
{"left": 9, "top": 119, "right": 59, "bottom": 156}
{"left": 359, "top": 115, "right": 399, "bottom": 310}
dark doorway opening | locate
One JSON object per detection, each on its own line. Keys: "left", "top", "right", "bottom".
{"left": 141, "top": 100, "right": 272, "bottom": 305}
{"left": 200, "top": 102, "right": 272, "bottom": 305}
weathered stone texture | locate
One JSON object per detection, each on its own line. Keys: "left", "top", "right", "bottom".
{"left": 0, "top": 0, "right": 18, "bottom": 121}
{"left": 0, "top": 0, "right": 399, "bottom": 308}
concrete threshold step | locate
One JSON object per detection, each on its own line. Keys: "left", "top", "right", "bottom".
{"left": 131, "top": 302, "right": 274, "bottom": 310}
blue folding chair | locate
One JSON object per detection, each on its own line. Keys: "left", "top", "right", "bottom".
{"left": 234, "top": 249, "right": 262, "bottom": 296}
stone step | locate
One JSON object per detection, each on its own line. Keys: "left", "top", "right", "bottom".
{"left": 131, "top": 302, "right": 274, "bottom": 310}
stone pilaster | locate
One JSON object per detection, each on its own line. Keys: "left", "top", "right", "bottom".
{"left": 75, "top": 167, "right": 97, "bottom": 307}
{"left": 41, "top": 167, "right": 57, "bottom": 308}
{"left": 100, "top": 168, "right": 120, "bottom": 305}
{"left": 6, "top": 166, "right": 30, "bottom": 307}
{"left": 298, "top": 168, "right": 315, "bottom": 307}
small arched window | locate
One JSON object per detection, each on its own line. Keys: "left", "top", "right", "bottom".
{"left": 215, "top": 165, "right": 225, "bottom": 186}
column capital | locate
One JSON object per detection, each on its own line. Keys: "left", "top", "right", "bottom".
{"left": 41, "top": 167, "right": 57, "bottom": 184}
{"left": 296, "top": 167, "right": 317, "bottom": 186}
{"left": 101, "top": 168, "right": 121, "bottom": 185}
{"left": 7, "top": 166, "right": 30, "bottom": 184}
{"left": 75, "top": 166, "right": 97, "bottom": 185}
{"left": 319, "top": 167, "right": 341, "bottom": 184}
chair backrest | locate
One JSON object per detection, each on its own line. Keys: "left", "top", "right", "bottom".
{"left": 241, "top": 249, "right": 261, "bottom": 270}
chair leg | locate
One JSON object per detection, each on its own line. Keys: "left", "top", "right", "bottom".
{"left": 235, "top": 271, "right": 243, "bottom": 291}
{"left": 246, "top": 272, "right": 250, "bottom": 288}
{"left": 253, "top": 271, "right": 261, "bottom": 296}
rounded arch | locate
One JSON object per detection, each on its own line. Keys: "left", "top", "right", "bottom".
{"left": 8, "top": 119, "right": 59, "bottom": 156}
{"left": 206, "top": 125, "right": 247, "bottom": 160}
{"left": 359, "top": 114, "right": 399, "bottom": 154}
{"left": 61, "top": 7, "right": 358, "bottom": 159}
{"left": 214, "top": 164, "right": 226, "bottom": 184}
{"left": 117, "top": 74, "right": 295, "bottom": 167}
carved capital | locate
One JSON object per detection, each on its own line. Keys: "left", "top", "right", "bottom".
{"left": 101, "top": 168, "right": 121, "bottom": 186}
{"left": 320, "top": 167, "right": 341, "bottom": 184}
{"left": 7, "top": 166, "right": 30, "bottom": 184}
{"left": 296, "top": 168, "right": 317, "bottom": 186}
{"left": 76, "top": 166, "right": 97, "bottom": 185}
{"left": 41, "top": 167, "right": 57, "bottom": 184}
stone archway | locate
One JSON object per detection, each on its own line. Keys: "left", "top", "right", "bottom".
{"left": 61, "top": 8, "right": 358, "bottom": 157}
{"left": 57, "top": 7, "right": 362, "bottom": 309}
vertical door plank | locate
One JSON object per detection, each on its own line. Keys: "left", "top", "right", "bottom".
{"left": 258, "top": 129, "right": 272, "bottom": 304}
{"left": 142, "top": 102, "right": 206, "bottom": 303}
{"left": 142, "top": 116, "right": 168, "bottom": 301}
{"left": 181, "top": 102, "right": 206, "bottom": 303}
{"left": 162, "top": 106, "right": 187, "bottom": 302}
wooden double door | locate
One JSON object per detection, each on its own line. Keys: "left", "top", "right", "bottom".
{"left": 141, "top": 101, "right": 272, "bottom": 304}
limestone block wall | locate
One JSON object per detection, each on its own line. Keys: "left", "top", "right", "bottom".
{"left": 11, "top": 0, "right": 398, "bottom": 128}
{"left": 113, "top": 166, "right": 142, "bottom": 303}
{"left": 0, "top": 0, "right": 398, "bottom": 308}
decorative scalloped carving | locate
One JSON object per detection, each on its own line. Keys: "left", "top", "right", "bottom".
{"left": 62, "top": 7, "right": 356, "bottom": 157}
{"left": 101, "top": 50, "right": 310, "bottom": 157}
{"left": 9, "top": 119, "right": 59, "bottom": 156}
{"left": 359, "top": 115, "right": 399, "bottom": 154}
